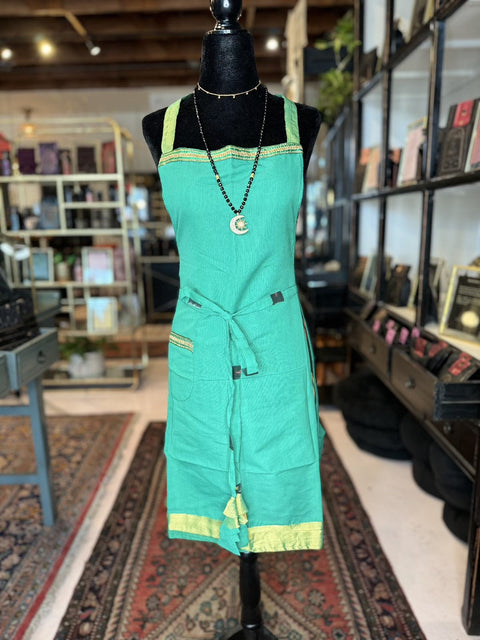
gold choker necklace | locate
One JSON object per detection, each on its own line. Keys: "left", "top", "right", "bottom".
{"left": 196, "top": 80, "right": 262, "bottom": 99}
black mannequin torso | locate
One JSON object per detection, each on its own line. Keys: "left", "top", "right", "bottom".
{"left": 142, "top": 31, "right": 321, "bottom": 172}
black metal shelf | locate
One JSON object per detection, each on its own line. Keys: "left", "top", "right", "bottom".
{"left": 350, "top": 168, "right": 480, "bottom": 202}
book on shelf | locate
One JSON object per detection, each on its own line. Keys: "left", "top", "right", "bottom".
{"left": 386, "top": 148, "right": 402, "bottom": 187}
{"left": 397, "top": 117, "right": 427, "bottom": 186}
{"left": 77, "top": 146, "right": 97, "bottom": 173}
{"left": 59, "top": 148, "right": 73, "bottom": 175}
{"left": 351, "top": 255, "right": 368, "bottom": 289}
{"left": 355, "top": 147, "right": 370, "bottom": 193}
{"left": 465, "top": 101, "right": 480, "bottom": 172}
{"left": 39, "top": 142, "right": 59, "bottom": 175}
{"left": 361, "top": 146, "right": 381, "bottom": 192}
{"left": 17, "top": 148, "right": 36, "bottom": 174}
{"left": 408, "top": 0, "right": 429, "bottom": 40}
{"left": 384, "top": 264, "right": 411, "bottom": 307}
{"left": 437, "top": 99, "right": 477, "bottom": 176}
{"left": 101, "top": 141, "right": 116, "bottom": 174}
{"left": 359, "top": 48, "right": 378, "bottom": 84}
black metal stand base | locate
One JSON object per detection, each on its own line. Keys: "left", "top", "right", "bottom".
{"left": 220, "top": 552, "right": 278, "bottom": 640}
{"left": 224, "top": 625, "right": 278, "bottom": 639}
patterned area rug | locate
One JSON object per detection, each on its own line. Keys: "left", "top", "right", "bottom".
{"left": 0, "top": 413, "right": 134, "bottom": 640}
{"left": 56, "top": 422, "right": 425, "bottom": 640}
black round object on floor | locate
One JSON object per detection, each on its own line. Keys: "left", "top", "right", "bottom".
{"left": 412, "top": 458, "right": 442, "bottom": 498}
{"left": 346, "top": 419, "right": 412, "bottom": 460}
{"left": 399, "top": 412, "right": 434, "bottom": 463}
{"left": 333, "top": 369, "right": 407, "bottom": 430}
{"left": 442, "top": 502, "right": 470, "bottom": 543}
{"left": 429, "top": 442, "right": 473, "bottom": 512}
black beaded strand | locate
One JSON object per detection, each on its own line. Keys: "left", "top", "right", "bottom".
{"left": 193, "top": 85, "right": 268, "bottom": 220}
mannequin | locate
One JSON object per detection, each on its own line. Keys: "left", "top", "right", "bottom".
{"left": 143, "top": 2, "right": 322, "bottom": 639}
{"left": 142, "top": 3, "right": 320, "bottom": 173}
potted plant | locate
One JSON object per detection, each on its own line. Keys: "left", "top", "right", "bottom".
{"left": 314, "top": 11, "right": 361, "bottom": 127}
{"left": 54, "top": 251, "right": 76, "bottom": 282}
{"left": 60, "top": 336, "right": 107, "bottom": 379}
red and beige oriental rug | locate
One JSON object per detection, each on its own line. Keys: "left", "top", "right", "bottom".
{"left": 0, "top": 412, "right": 134, "bottom": 640}
{"left": 54, "top": 422, "right": 425, "bottom": 640}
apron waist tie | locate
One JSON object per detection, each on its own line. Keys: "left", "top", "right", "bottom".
{"left": 178, "top": 284, "right": 298, "bottom": 553}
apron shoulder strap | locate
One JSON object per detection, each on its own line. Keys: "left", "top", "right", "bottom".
{"left": 161, "top": 98, "right": 183, "bottom": 155}
{"left": 281, "top": 95, "right": 301, "bottom": 146}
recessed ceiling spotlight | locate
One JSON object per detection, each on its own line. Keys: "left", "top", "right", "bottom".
{"left": 1, "top": 47, "right": 13, "bottom": 61}
{"left": 38, "top": 39, "right": 55, "bottom": 58}
{"left": 85, "top": 39, "right": 101, "bottom": 56}
{"left": 266, "top": 36, "right": 280, "bottom": 52}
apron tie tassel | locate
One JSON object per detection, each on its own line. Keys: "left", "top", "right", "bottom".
{"left": 219, "top": 492, "right": 249, "bottom": 553}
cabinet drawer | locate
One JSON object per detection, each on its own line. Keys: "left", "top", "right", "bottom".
{"left": 391, "top": 348, "right": 480, "bottom": 421}
{"left": 0, "top": 355, "right": 10, "bottom": 398}
{"left": 348, "top": 318, "right": 390, "bottom": 376}
{"left": 426, "top": 419, "right": 477, "bottom": 477}
{"left": 1, "top": 329, "right": 59, "bottom": 389}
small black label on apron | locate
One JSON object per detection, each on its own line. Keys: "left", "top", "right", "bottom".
{"left": 271, "top": 291, "right": 284, "bottom": 305}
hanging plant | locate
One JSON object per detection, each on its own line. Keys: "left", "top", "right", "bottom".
{"left": 315, "top": 11, "right": 361, "bottom": 127}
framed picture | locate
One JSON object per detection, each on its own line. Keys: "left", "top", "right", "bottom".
{"left": 82, "top": 247, "right": 114, "bottom": 284}
{"left": 440, "top": 265, "right": 480, "bottom": 344}
{"left": 23, "top": 247, "right": 54, "bottom": 283}
{"left": 87, "top": 297, "right": 118, "bottom": 334}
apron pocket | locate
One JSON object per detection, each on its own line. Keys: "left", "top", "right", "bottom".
{"left": 169, "top": 332, "right": 194, "bottom": 402}
{"left": 240, "top": 367, "right": 318, "bottom": 473}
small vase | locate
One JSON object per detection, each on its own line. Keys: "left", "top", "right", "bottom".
{"left": 68, "top": 351, "right": 105, "bottom": 378}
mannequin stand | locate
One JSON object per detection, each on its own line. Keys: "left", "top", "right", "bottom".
{"left": 224, "top": 553, "right": 278, "bottom": 640}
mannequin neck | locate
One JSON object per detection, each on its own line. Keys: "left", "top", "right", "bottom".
{"left": 198, "top": 30, "right": 260, "bottom": 95}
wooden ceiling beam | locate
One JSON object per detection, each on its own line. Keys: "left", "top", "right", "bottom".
{"left": 0, "top": 0, "right": 353, "bottom": 17}
{"left": 1, "top": 36, "right": 288, "bottom": 66}
{"left": 0, "top": 58, "right": 284, "bottom": 90}
{"left": 0, "top": 8, "right": 344, "bottom": 43}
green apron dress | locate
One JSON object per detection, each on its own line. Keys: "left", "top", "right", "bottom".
{"left": 158, "top": 94, "right": 325, "bottom": 556}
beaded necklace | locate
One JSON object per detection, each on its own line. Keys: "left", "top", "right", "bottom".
{"left": 193, "top": 85, "right": 268, "bottom": 235}
{"left": 196, "top": 80, "right": 262, "bottom": 99}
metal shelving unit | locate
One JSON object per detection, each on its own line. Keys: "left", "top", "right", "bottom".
{"left": 325, "top": 0, "right": 480, "bottom": 633}
{"left": 0, "top": 117, "right": 146, "bottom": 389}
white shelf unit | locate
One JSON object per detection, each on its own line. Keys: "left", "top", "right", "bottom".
{"left": 0, "top": 117, "right": 146, "bottom": 389}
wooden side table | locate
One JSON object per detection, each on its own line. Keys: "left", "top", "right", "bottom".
{"left": 0, "top": 329, "right": 60, "bottom": 526}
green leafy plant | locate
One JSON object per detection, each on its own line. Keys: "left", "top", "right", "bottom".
{"left": 315, "top": 11, "right": 361, "bottom": 127}
{"left": 59, "top": 336, "right": 107, "bottom": 360}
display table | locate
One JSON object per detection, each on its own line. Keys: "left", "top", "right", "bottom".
{"left": 0, "top": 329, "right": 60, "bottom": 526}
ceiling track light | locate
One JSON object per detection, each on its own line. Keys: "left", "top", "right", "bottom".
{"left": 1, "top": 47, "right": 13, "bottom": 61}
{"left": 65, "top": 12, "right": 101, "bottom": 57}
{"left": 266, "top": 36, "right": 280, "bottom": 51}
{"left": 85, "top": 39, "right": 101, "bottom": 56}
{"left": 37, "top": 38, "right": 55, "bottom": 58}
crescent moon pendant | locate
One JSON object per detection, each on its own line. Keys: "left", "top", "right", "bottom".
{"left": 230, "top": 214, "right": 249, "bottom": 235}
